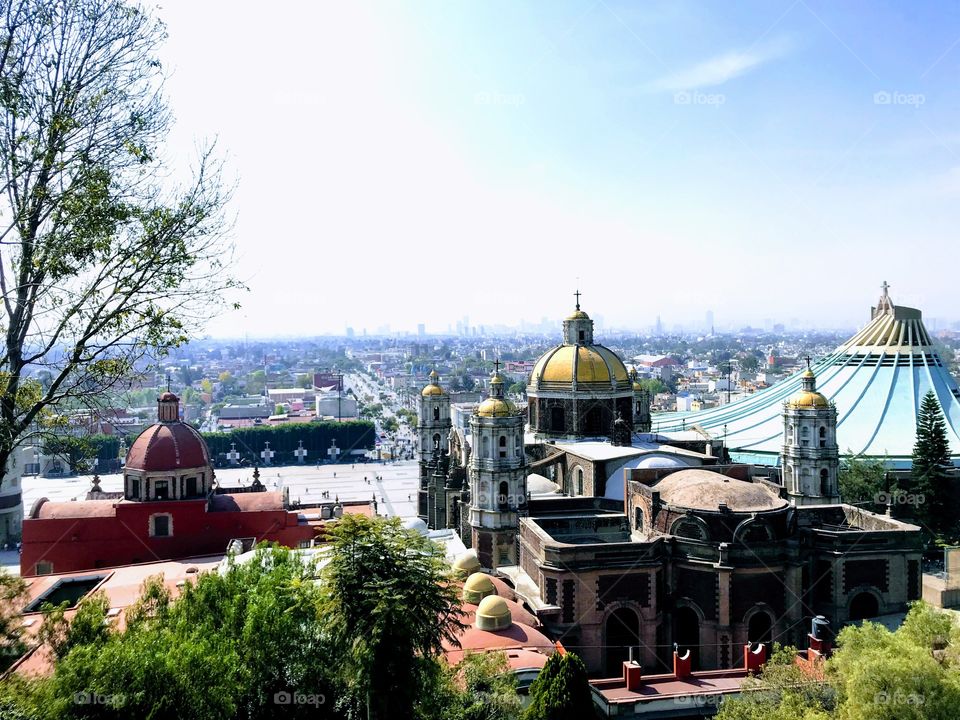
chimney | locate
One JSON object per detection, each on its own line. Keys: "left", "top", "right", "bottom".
{"left": 743, "top": 642, "right": 767, "bottom": 672}
{"left": 673, "top": 646, "right": 692, "bottom": 679}
{"left": 622, "top": 647, "right": 642, "bottom": 691}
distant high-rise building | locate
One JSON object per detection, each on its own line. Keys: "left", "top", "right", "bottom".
{"left": 655, "top": 315, "right": 663, "bottom": 336}
{"left": 706, "top": 310, "right": 714, "bottom": 334}
{"left": 417, "top": 323, "right": 425, "bottom": 338}
{"left": 345, "top": 327, "right": 355, "bottom": 338}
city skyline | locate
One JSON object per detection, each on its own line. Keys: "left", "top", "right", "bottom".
{"left": 156, "top": 1, "right": 960, "bottom": 336}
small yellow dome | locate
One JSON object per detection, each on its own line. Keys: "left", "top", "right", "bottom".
{"left": 801, "top": 369, "right": 815, "bottom": 379}
{"left": 421, "top": 384, "right": 445, "bottom": 397}
{"left": 477, "top": 397, "right": 514, "bottom": 417}
{"left": 789, "top": 391, "right": 829, "bottom": 409}
{"left": 490, "top": 373, "right": 504, "bottom": 385}
{"left": 463, "top": 572, "right": 497, "bottom": 603}
{"left": 452, "top": 550, "right": 481, "bottom": 576}
{"left": 475, "top": 595, "right": 512, "bottom": 631}
{"left": 566, "top": 309, "right": 590, "bottom": 320}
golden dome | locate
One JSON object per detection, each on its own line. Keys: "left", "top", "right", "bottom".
{"left": 477, "top": 397, "right": 513, "bottom": 417}
{"left": 490, "top": 373, "right": 504, "bottom": 385}
{"left": 566, "top": 309, "right": 590, "bottom": 320}
{"left": 531, "top": 345, "right": 629, "bottom": 386}
{"left": 789, "top": 391, "right": 830, "bottom": 409}
{"left": 801, "top": 369, "right": 815, "bottom": 379}
{"left": 421, "top": 383, "right": 445, "bottom": 397}
{"left": 452, "top": 550, "right": 481, "bottom": 576}
{"left": 475, "top": 595, "right": 512, "bottom": 631}
{"left": 463, "top": 572, "right": 497, "bottom": 604}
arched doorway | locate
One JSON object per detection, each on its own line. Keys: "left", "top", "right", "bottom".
{"left": 748, "top": 611, "right": 773, "bottom": 644}
{"left": 674, "top": 606, "right": 700, "bottom": 670}
{"left": 849, "top": 591, "right": 879, "bottom": 621}
{"left": 605, "top": 607, "right": 641, "bottom": 675}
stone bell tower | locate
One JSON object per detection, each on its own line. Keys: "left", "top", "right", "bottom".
{"left": 468, "top": 363, "right": 527, "bottom": 570}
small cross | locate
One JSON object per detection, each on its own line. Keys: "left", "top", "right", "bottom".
{"left": 574, "top": 288, "right": 581, "bottom": 310}
{"left": 881, "top": 280, "right": 890, "bottom": 297}
{"left": 804, "top": 355, "right": 812, "bottom": 370}
{"left": 166, "top": 373, "right": 171, "bottom": 391}
{"left": 494, "top": 358, "right": 500, "bottom": 375}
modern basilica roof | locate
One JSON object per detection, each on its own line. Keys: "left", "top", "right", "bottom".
{"left": 654, "top": 285, "right": 960, "bottom": 468}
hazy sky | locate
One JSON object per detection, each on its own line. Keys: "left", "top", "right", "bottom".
{"left": 157, "top": 1, "right": 960, "bottom": 337}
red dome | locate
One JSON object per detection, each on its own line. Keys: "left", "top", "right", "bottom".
{"left": 125, "top": 421, "right": 210, "bottom": 472}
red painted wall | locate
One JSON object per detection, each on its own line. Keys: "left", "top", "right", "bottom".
{"left": 21, "top": 499, "right": 316, "bottom": 576}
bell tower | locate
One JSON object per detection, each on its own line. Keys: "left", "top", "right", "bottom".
{"left": 468, "top": 363, "right": 527, "bottom": 570}
{"left": 781, "top": 360, "right": 839, "bottom": 505}
{"left": 417, "top": 370, "right": 451, "bottom": 524}
{"left": 563, "top": 289, "right": 594, "bottom": 345}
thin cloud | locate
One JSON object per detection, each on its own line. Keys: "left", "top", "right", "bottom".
{"left": 647, "top": 39, "right": 791, "bottom": 91}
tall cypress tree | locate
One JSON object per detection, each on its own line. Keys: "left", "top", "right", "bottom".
{"left": 912, "top": 391, "right": 953, "bottom": 533}
{"left": 523, "top": 652, "right": 595, "bottom": 720}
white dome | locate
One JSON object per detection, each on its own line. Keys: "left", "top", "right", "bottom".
{"left": 527, "top": 473, "right": 560, "bottom": 496}
{"left": 402, "top": 517, "right": 429, "bottom": 536}
{"left": 637, "top": 455, "right": 687, "bottom": 469}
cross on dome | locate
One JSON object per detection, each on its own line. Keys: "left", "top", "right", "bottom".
{"left": 574, "top": 288, "right": 581, "bottom": 311}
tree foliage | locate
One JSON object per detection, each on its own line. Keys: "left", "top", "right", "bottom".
{"left": 717, "top": 603, "right": 960, "bottom": 720}
{"left": 0, "top": 569, "right": 27, "bottom": 672}
{"left": 317, "top": 514, "right": 465, "bottom": 720}
{"left": 838, "top": 453, "right": 887, "bottom": 506}
{"left": 0, "top": 0, "right": 240, "bottom": 476}
{"left": 522, "top": 652, "right": 595, "bottom": 720}
{"left": 911, "top": 391, "right": 953, "bottom": 534}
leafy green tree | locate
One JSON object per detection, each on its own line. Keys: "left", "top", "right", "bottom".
{"left": 838, "top": 454, "right": 888, "bottom": 506}
{"left": 457, "top": 651, "right": 521, "bottom": 720}
{"left": 37, "top": 592, "right": 110, "bottom": 660}
{"left": 716, "top": 644, "right": 833, "bottom": 720}
{"left": 522, "top": 652, "right": 595, "bottom": 720}
{"left": 0, "top": 570, "right": 28, "bottom": 672}
{"left": 13, "top": 545, "right": 340, "bottom": 720}
{"left": 635, "top": 378, "right": 668, "bottom": 396}
{"left": 0, "top": 0, "right": 238, "bottom": 480}
{"left": 830, "top": 603, "right": 960, "bottom": 720}
{"left": 382, "top": 416, "right": 399, "bottom": 434}
{"left": 911, "top": 391, "right": 953, "bottom": 533}
{"left": 507, "top": 381, "right": 526, "bottom": 396}
{"left": 318, "top": 514, "right": 464, "bottom": 720}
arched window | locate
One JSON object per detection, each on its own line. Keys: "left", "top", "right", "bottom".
{"left": 498, "top": 481, "right": 509, "bottom": 509}
{"left": 634, "top": 506, "right": 644, "bottom": 531}
{"left": 820, "top": 469, "right": 830, "bottom": 496}
{"left": 433, "top": 407, "right": 440, "bottom": 421}
{"left": 819, "top": 426, "right": 826, "bottom": 447}
{"left": 482, "top": 435, "right": 490, "bottom": 457}
{"left": 787, "top": 424, "right": 793, "bottom": 444}
{"left": 576, "top": 467, "right": 584, "bottom": 496}
{"left": 499, "top": 435, "right": 507, "bottom": 458}
{"left": 801, "top": 426, "right": 809, "bottom": 436}
{"left": 433, "top": 433, "right": 441, "bottom": 450}
{"left": 671, "top": 518, "right": 708, "bottom": 541}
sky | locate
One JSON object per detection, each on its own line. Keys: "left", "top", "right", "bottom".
{"left": 156, "top": 0, "right": 960, "bottom": 337}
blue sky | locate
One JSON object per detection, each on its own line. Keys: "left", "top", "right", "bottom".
{"left": 158, "top": 1, "right": 960, "bottom": 336}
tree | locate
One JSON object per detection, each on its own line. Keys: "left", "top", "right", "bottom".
{"left": 716, "top": 644, "right": 833, "bottom": 720}
{"left": 7, "top": 545, "right": 340, "bottom": 719}
{"left": 635, "top": 378, "right": 668, "bottom": 396}
{"left": 0, "top": 569, "right": 27, "bottom": 672}
{"left": 318, "top": 514, "right": 465, "bottom": 720}
{"left": 911, "top": 391, "right": 953, "bottom": 533}
{"left": 0, "top": 0, "right": 239, "bottom": 478}
{"left": 507, "top": 381, "right": 526, "bottom": 397}
{"left": 456, "top": 651, "right": 521, "bottom": 720}
{"left": 838, "top": 454, "right": 887, "bottom": 506}
{"left": 522, "top": 652, "right": 595, "bottom": 720}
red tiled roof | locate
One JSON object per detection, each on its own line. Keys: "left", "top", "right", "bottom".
{"left": 208, "top": 492, "right": 285, "bottom": 512}
{"left": 35, "top": 499, "right": 118, "bottom": 519}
